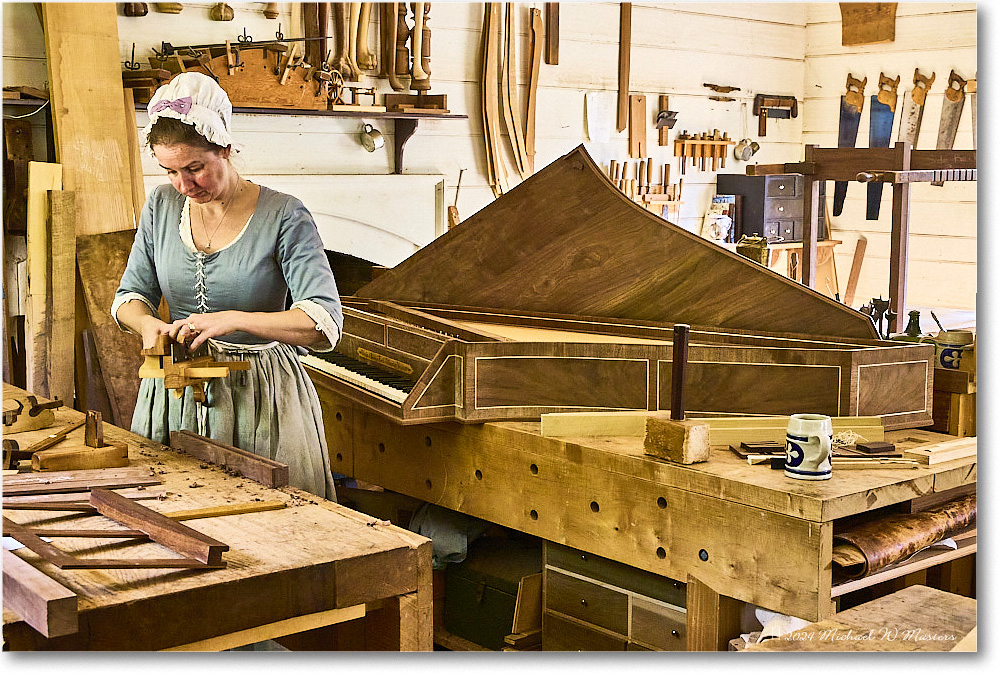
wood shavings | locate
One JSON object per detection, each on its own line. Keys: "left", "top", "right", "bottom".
{"left": 833, "top": 430, "right": 868, "bottom": 447}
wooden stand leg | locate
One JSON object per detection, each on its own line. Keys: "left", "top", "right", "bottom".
{"left": 685, "top": 575, "right": 743, "bottom": 651}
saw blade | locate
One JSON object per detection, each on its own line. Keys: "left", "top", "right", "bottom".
{"left": 833, "top": 95, "right": 863, "bottom": 216}
{"left": 897, "top": 89, "right": 924, "bottom": 146}
{"left": 866, "top": 95, "right": 895, "bottom": 220}
{"left": 932, "top": 97, "right": 965, "bottom": 186}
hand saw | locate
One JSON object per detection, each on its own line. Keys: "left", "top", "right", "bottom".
{"left": 932, "top": 70, "right": 967, "bottom": 186}
{"left": 833, "top": 74, "right": 866, "bottom": 216}
{"left": 897, "top": 69, "right": 935, "bottom": 147}
{"left": 968, "top": 74, "right": 976, "bottom": 150}
{"left": 866, "top": 72, "right": 899, "bottom": 220}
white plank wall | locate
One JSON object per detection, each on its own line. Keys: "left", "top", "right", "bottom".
{"left": 803, "top": 2, "right": 977, "bottom": 311}
{"left": 3, "top": 2, "right": 976, "bottom": 311}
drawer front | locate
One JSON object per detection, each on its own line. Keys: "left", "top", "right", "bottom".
{"left": 545, "top": 542, "right": 686, "bottom": 606}
{"left": 764, "top": 198, "right": 802, "bottom": 220}
{"left": 542, "top": 612, "right": 626, "bottom": 651}
{"left": 631, "top": 596, "right": 687, "bottom": 651}
{"left": 546, "top": 570, "right": 628, "bottom": 635}
{"left": 763, "top": 221, "right": 782, "bottom": 239}
{"left": 766, "top": 175, "right": 800, "bottom": 197}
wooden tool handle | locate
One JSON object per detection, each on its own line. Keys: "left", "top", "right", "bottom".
{"left": 25, "top": 419, "right": 87, "bottom": 455}
{"left": 670, "top": 324, "right": 690, "bottom": 421}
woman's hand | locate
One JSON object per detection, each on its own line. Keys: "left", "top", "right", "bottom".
{"left": 170, "top": 311, "right": 245, "bottom": 351}
{"left": 137, "top": 314, "right": 172, "bottom": 350}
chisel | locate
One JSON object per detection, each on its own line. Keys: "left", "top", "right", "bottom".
{"left": 447, "top": 169, "right": 464, "bottom": 230}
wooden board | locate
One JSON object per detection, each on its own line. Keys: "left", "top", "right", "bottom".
{"left": 2, "top": 466, "right": 161, "bottom": 497}
{"left": 903, "top": 437, "right": 976, "bottom": 465}
{"left": 48, "top": 191, "right": 76, "bottom": 408}
{"left": 617, "top": 3, "right": 631, "bottom": 133}
{"left": 24, "top": 162, "right": 62, "bottom": 398}
{"left": 356, "top": 146, "right": 879, "bottom": 340}
{"left": 75, "top": 230, "right": 145, "bottom": 428}
{"left": 2, "top": 549, "right": 78, "bottom": 638}
{"left": 170, "top": 430, "right": 290, "bottom": 488}
{"left": 41, "top": 3, "right": 133, "bottom": 236}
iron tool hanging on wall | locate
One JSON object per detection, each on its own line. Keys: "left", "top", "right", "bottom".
{"left": 833, "top": 73, "right": 866, "bottom": 216}
{"left": 866, "top": 72, "right": 899, "bottom": 220}
{"left": 932, "top": 70, "right": 967, "bottom": 186}
{"left": 897, "top": 68, "right": 934, "bottom": 147}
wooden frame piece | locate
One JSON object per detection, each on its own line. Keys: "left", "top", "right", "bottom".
{"left": 170, "top": 430, "right": 289, "bottom": 487}
{"left": 2, "top": 488, "right": 228, "bottom": 569}
{"left": 2, "top": 548, "right": 79, "bottom": 638}
{"left": 2, "top": 466, "right": 162, "bottom": 497}
{"left": 617, "top": 3, "right": 631, "bottom": 132}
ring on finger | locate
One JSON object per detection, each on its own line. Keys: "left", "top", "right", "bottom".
{"left": 188, "top": 323, "right": 197, "bottom": 331}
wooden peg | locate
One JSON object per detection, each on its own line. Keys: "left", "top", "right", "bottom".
{"left": 210, "top": 3, "right": 234, "bottom": 21}
{"left": 84, "top": 411, "right": 104, "bottom": 449}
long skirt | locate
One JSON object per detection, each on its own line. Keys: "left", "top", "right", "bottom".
{"left": 131, "top": 340, "right": 337, "bottom": 502}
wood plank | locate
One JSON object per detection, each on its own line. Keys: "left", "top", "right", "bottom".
{"left": 88, "top": 488, "right": 229, "bottom": 566}
{"left": 122, "top": 87, "right": 145, "bottom": 228}
{"left": 24, "top": 162, "right": 62, "bottom": 398}
{"left": 685, "top": 575, "right": 743, "bottom": 651}
{"left": 2, "top": 549, "right": 78, "bottom": 638}
{"left": 46, "top": 191, "right": 76, "bottom": 408}
{"left": 903, "top": 437, "right": 976, "bottom": 465}
{"left": 170, "top": 430, "right": 290, "bottom": 488}
{"left": 75, "top": 230, "right": 145, "bottom": 428}
{"left": 41, "top": 3, "right": 133, "bottom": 236}
{"left": 544, "top": 3, "right": 559, "bottom": 65}
{"left": 355, "top": 146, "right": 880, "bottom": 340}
{"left": 628, "top": 94, "right": 646, "bottom": 159}
{"left": 2, "top": 467, "right": 162, "bottom": 496}
{"left": 616, "top": 3, "right": 631, "bottom": 133}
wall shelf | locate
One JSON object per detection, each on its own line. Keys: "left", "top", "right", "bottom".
{"left": 134, "top": 103, "right": 467, "bottom": 175}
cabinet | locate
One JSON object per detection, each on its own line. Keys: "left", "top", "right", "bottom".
{"left": 542, "top": 542, "right": 686, "bottom": 651}
{"left": 716, "top": 173, "right": 826, "bottom": 243}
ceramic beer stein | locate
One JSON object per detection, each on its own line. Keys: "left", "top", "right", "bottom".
{"left": 784, "top": 413, "right": 833, "bottom": 480}
{"left": 921, "top": 329, "right": 974, "bottom": 370}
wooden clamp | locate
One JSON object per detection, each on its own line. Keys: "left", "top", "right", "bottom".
{"left": 752, "top": 93, "right": 798, "bottom": 136}
{"left": 844, "top": 73, "right": 867, "bottom": 112}
{"left": 876, "top": 72, "right": 901, "bottom": 112}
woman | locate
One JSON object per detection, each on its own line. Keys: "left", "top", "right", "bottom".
{"left": 113, "top": 72, "right": 343, "bottom": 501}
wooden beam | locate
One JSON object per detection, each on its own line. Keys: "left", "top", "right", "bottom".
{"left": 888, "top": 141, "right": 912, "bottom": 333}
{"left": 801, "top": 145, "right": 820, "bottom": 289}
{"left": 2, "top": 548, "right": 79, "bottom": 638}
{"left": 48, "top": 190, "right": 76, "bottom": 408}
{"left": 842, "top": 234, "right": 867, "bottom": 307}
{"left": 170, "top": 430, "right": 289, "bottom": 487}
{"left": 89, "top": 488, "right": 230, "bottom": 566}
{"left": 685, "top": 575, "right": 743, "bottom": 651}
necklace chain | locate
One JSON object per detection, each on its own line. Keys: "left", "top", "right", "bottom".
{"left": 198, "top": 178, "right": 241, "bottom": 251}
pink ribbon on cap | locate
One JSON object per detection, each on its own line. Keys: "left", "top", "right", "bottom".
{"left": 150, "top": 96, "right": 193, "bottom": 115}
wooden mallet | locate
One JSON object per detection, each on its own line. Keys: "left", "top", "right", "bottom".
{"left": 644, "top": 323, "right": 711, "bottom": 463}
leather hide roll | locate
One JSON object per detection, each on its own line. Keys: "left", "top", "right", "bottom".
{"left": 832, "top": 493, "right": 976, "bottom": 581}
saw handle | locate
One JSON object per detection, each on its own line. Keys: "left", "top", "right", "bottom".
{"left": 945, "top": 69, "right": 967, "bottom": 102}
{"left": 845, "top": 73, "right": 867, "bottom": 111}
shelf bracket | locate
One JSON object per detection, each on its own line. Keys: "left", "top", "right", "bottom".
{"left": 393, "top": 118, "right": 418, "bottom": 174}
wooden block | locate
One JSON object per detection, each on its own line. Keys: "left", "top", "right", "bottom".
{"left": 89, "top": 488, "right": 229, "bottom": 566}
{"left": 903, "top": 438, "right": 977, "bottom": 465}
{"left": 855, "top": 441, "right": 895, "bottom": 454}
{"left": 628, "top": 94, "right": 646, "bottom": 158}
{"left": 31, "top": 441, "right": 128, "bottom": 472}
{"left": 644, "top": 416, "right": 710, "bottom": 464}
{"left": 2, "top": 549, "right": 78, "bottom": 638}
{"left": 170, "top": 429, "right": 289, "bottom": 487}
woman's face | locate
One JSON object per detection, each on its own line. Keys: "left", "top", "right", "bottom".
{"left": 153, "top": 143, "right": 232, "bottom": 204}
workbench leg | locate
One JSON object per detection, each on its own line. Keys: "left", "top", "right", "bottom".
{"left": 685, "top": 575, "right": 743, "bottom": 651}
{"left": 360, "top": 539, "right": 434, "bottom": 650}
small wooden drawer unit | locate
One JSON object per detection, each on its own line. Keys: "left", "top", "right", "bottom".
{"left": 543, "top": 542, "right": 687, "bottom": 651}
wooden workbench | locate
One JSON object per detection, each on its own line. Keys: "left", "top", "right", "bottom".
{"left": 2, "top": 384, "right": 433, "bottom": 651}
{"left": 312, "top": 383, "right": 976, "bottom": 651}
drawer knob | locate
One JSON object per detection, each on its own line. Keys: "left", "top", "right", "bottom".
{"left": 580, "top": 554, "right": 587, "bottom": 561}
{"left": 777, "top": 206, "right": 784, "bottom": 212}
{"left": 672, "top": 630, "right": 680, "bottom": 637}
{"left": 779, "top": 184, "right": 785, "bottom": 190}
{"left": 580, "top": 599, "right": 588, "bottom": 607}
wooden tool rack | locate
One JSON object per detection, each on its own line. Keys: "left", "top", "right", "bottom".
{"left": 2, "top": 384, "right": 433, "bottom": 651}
{"left": 748, "top": 143, "right": 976, "bottom": 332}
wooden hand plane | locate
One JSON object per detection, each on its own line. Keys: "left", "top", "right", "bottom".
{"left": 138, "top": 334, "right": 250, "bottom": 401}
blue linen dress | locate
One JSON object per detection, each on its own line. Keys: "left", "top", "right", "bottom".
{"left": 113, "top": 182, "right": 344, "bottom": 501}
